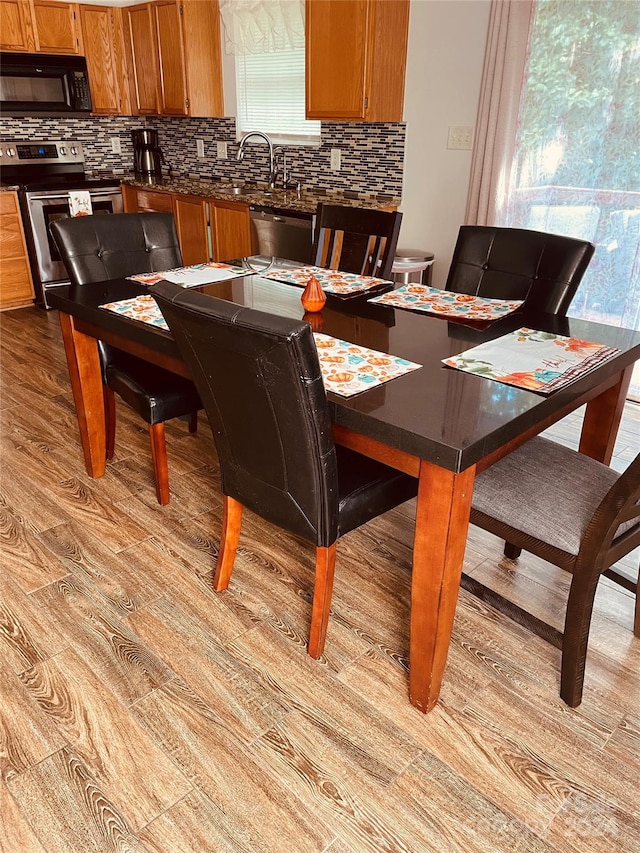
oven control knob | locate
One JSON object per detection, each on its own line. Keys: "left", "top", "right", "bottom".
{"left": 59, "top": 146, "right": 67, "bottom": 155}
{"left": 6, "top": 148, "right": 15, "bottom": 157}
{"left": 70, "top": 146, "right": 77, "bottom": 156}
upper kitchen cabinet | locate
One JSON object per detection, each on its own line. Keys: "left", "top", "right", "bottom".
{"left": 80, "top": 4, "right": 132, "bottom": 115}
{"left": 124, "top": 3, "right": 159, "bottom": 114}
{"left": 1, "top": 0, "right": 83, "bottom": 54}
{"left": 125, "top": 0, "right": 224, "bottom": 117}
{"left": 0, "top": 1, "right": 34, "bottom": 51}
{"left": 305, "top": 0, "right": 409, "bottom": 122}
{"left": 32, "top": 0, "right": 83, "bottom": 54}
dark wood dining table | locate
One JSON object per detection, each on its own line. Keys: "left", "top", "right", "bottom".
{"left": 47, "top": 264, "right": 640, "bottom": 714}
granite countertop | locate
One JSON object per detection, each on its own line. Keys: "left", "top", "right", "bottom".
{"left": 0, "top": 184, "right": 21, "bottom": 192}
{"left": 116, "top": 174, "right": 400, "bottom": 214}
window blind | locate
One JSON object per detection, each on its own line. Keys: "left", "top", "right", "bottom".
{"left": 235, "top": 47, "right": 321, "bottom": 144}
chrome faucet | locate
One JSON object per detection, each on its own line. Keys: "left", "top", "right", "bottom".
{"left": 236, "top": 131, "right": 277, "bottom": 189}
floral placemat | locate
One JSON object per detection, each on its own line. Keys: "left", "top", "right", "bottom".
{"left": 369, "top": 284, "right": 524, "bottom": 321}
{"left": 98, "top": 296, "right": 420, "bottom": 397}
{"left": 128, "top": 262, "right": 249, "bottom": 287}
{"left": 443, "top": 327, "right": 620, "bottom": 394}
{"left": 262, "top": 265, "right": 393, "bottom": 297}
{"left": 100, "top": 294, "right": 169, "bottom": 329}
{"left": 313, "top": 333, "right": 421, "bottom": 396}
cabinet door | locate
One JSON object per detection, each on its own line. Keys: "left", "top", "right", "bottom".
{"left": 0, "top": 193, "right": 35, "bottom": 311}
{"left": 125, "top": 3, "right": 159, "bottom": 115}
{"left": 211, "top": 200, "right": 251, "bottom": 262}
{"left": 154, "top": 0, "right": 188, "bottom": 116}
{"left": 173, "top": 195, "right": 208, "bottom": 264}
{"left": 180, "top": 0, "right": 224, "bottom": 117}
{"left": 32, "top": 0, "right": 82, "bottom": 54}
{"left": 306, "top": 0, "right": 368, "bottom": 120}
{"left": 0, "top": 0, "right": 34, "bottom": 51}
{"left": 305, "top": 0, "right": 408, "bottom": 122}
{"left": 80, "top": 5, "right": 120, "bottom": 115}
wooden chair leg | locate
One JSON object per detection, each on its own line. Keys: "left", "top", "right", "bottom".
{"left": 189, "top": 411, "right": 198, "bottom": 434}
{"left": 148, "top": 423, "right": 170, "bottom": 505}
{"left": 503, "top": 542, "right": 522, "bottom": 560}
{"left": 104, "top": 386, "right": 116, "bottom": 461}
{"left": 214, "top": 495, "right": 243, "bottom": 591}
{"left": 634, "top": 565, "right": 639, "bottom": 637}
{"left": 560, "top": 573, "right": 600, "bottom": 707}
{"left": 308, "top": 543, "right": 337, "bottom": 660}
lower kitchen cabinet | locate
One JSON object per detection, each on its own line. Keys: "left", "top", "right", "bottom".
{"left": 121, "top": 185, "right": 252, "bottom": 264}
{"left": 0, "top": 192, "right": 35, "bottom": 310}
{"left": 210, "top": 199, "right": 252, "bottom": 262}
{"left": 173, "top": 195, "right": 208, "bottom": 265}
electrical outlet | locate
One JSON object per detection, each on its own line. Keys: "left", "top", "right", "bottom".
{"left": 447, "top": 126, "right": 474, "bottom": 150}
{"left": 216, "top": 141, "right": 228, "bottom": 159}
{"left": 330, "top": 148, "right": 341, "bottom": 171}
{"left": 110, "top": 137, "right": 121, "bottom": 154}
{"left": 196, "top": 139, "right": 205, "bottom": 158}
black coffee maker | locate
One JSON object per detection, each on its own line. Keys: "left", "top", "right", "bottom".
{"left": 132, "top": 128, "right": 165, "bottom": 179}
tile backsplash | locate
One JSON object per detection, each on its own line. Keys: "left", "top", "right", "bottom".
{"left": 0, "top": 115, "right": 405, "bottom": 197}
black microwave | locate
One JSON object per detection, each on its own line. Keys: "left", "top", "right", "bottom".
{"left": 0, "top": 52, "right": 92, "bottom": 116}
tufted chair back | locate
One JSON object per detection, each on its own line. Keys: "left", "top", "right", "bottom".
{"left": 152, "top": 279, "right": 418, "bottom": 657}
{"left": 50, "top": 212, "right": 182, "bottom": 287}
{"left": 445, "top": 225, "right": 595, "bottom": 315}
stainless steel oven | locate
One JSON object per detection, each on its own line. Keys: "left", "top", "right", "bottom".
{"left": 24, "top": 185, "right": 123, "bottom": 304}
{"left": 1, "top": 140, "right": 123, "bottom": 307}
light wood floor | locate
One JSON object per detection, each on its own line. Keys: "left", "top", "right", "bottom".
{"left": 1, "top": 306, "right": 638, "bottom": 853}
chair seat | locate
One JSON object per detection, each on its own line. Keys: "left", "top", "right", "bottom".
{"left": 106, "top": 351, "right": 202, "bottom": 425}
{"left": 472, "top": 437, "right": 629, "bottom": 555}
{"left": 336, "top": 445, "right": 418, "bottom": 538}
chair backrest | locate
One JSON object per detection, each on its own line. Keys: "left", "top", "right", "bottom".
{"left": 581, "top": 451, "right": 640, "bottom": 571}
{"left": 313, "top": 203, "right": 402, "bottom": 280}
{"left": 50, "top": 212, "right": 182, "bottom": 285}
{"left": 445, "top": 225, "right": 595, "bottom": 315}
{"left": 151, "top": 280, "right": 341, "bottom": 547}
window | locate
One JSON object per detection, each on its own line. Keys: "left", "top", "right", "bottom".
{"left": 480, "top": 0, "right": 640, "bottom": 398}
{"left": 235, "top": 45, "right": 320, "bottom": 145}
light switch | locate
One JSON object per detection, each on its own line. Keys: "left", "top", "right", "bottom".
{"left": 217, "top": 141, "right": 228, "bottom": 159}
{"left": 330, "top": 148, "right": 341, "bottom": 171}
{"left": 196, "top": 139, "right": 205, "bottom": 157}
{"left": 447, "top": 127, "right": 474, "bottom": 150}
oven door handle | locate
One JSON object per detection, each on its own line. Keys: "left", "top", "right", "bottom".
{"left": 27, "top": 190, "right": 120, "bottom": 202}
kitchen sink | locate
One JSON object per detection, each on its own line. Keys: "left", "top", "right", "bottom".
{"left": 216, "top": 184, "right": 272, "bottom": 197}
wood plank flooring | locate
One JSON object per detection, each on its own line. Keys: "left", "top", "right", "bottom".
{"left": 1, "top": 306, "right": 638, "bottom": 853}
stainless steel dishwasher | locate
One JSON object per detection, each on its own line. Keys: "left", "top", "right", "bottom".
{"left": 249, "top": 205, "right": 314, "bottom": 263}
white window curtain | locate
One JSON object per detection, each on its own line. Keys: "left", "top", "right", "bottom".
{"left": 465, "top": 0, "right": 534, "bottom": 225}
{"left": 219, "top": 0, "right": 304, "bottom": 55}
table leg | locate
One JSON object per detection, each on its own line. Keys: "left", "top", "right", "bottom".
{"left": 59, "top": 312, "right": 106, "bottom": 478}
{"left": 409, "top": 460, "right": 475, "bottom": 713}
{"left": 579, "top": 365, "right": 632, "bottom": 464}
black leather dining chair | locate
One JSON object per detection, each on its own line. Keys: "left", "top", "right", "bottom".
{"left": 313, "top": 203, "right": 402, "bottom": 280}
{"left": 151, "top": 280, "right": 419, "bottom": 658}
{"left": 465, "top": 436, "right": 640, "bottom": 706}
{"left": 50, "top": 213, "right": 202, "bottom": 505}
{"left": 445, "top": 225, "right": 595, "bottom": 316}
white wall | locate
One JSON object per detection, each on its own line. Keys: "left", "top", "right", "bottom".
{"left": 401, "top": 0, "right": 491, "bottom": 286}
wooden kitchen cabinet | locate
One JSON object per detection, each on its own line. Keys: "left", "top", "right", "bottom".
{"left": 80, "top": 4, "right": 131, "bottom": 115}
{"left": 305, "top": 0, "right": 409, "bottom": 122}
{"left": 0, "top": 1, "right": 34, "bottom": 51}
{"left": 173, "top": 195, "right": 209, "bottom": 264}
{"left": 124, "top": 3, "right": 159, "bottom": 114}
{"left": 1, "top": 0, "right": 82, "bottom": 53}
{"left": 120, "top": 185, "right": 251, "bottom": 263}
{"left": 125, "top": 0, "right": 223, "bottom": 117}
{"left": 210, "top": 199, "right": 252, "bottom": 262}
{"left": 31, "top": 0, "right": 83, "bottom": 54}
{"left": 0, "top": 192, "right": 36, "bottom": 311}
